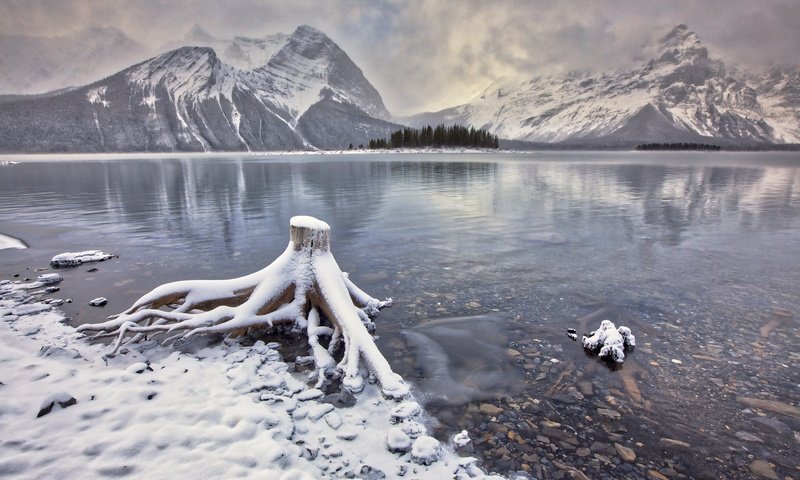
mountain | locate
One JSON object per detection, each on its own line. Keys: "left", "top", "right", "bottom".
{"left": 0, "top": 27, "right": 146, "bottom": 95}
{"left": 404, "top": 25, "right": 799, "bottom": 146}
{"left": 0, "top": 25, "right": 397, "bottom": 152}
{"left": 160, "top": 25, "right": 291, "bottom": 72}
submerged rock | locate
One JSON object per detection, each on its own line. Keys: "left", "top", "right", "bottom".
{"left": 748, "top": 459, "right": 779, "bottom": 479}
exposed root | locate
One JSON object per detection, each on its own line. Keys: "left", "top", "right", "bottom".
{"left": 78, "top": 216, "right": 409, "bottom": 399}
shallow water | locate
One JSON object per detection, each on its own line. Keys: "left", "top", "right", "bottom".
{"left": 1, "top": 152, "right": 799, "bottom": 478}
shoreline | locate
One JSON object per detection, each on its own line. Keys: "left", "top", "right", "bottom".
{"left": 0, "top": 261, "right": 505, "bottom": 480}
{"left": 0, "top": 232, "right": 27, "bottom": 250}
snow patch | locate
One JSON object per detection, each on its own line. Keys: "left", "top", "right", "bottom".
{"left": 0, "top": 233, "right": 27, "bottom": 250}
{"left": 86, "top": 86, "right": 109, "bottom": 107}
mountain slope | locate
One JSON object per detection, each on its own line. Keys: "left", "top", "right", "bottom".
{"left": 405, "top": 25, "right": 796, "bottom": 146}
{"left": 0, "top": 25, "right": 396, "bottom": 152}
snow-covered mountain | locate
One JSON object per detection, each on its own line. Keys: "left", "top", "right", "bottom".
{"left": 0, "top": 27, "right": 146, "bottom": 96}
{"left": 404, "top": 25, "right": 799, "bottom": 146}
{"left": 0, "top": 25, "right": 396, "bottom": 152}
{"left": 160, "top": 25, "right": 291, "bottom": 72}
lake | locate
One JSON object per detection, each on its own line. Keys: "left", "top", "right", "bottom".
{"left": 1, "top": 152, "right": 799, "bottom": 478}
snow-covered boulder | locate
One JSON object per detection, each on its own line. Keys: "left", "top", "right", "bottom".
{"left": 411, "top": 436, "right": 442, "bottom": 465}
{"left": 390, "top": 401, "right": 421, "bottom": 422}
{"left": 386, "top": 427, "right": 412, "bottom": 453}
{"left": 88, "top": 297, "right": 108, "bottom": 307}
{"left": 582, "top": 320, "right": 636, "bottom": 363}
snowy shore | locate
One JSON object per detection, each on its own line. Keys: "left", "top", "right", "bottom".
{"left": 0, "top": 273, "right": 505, "bottom": 479}
{"left": 0, "top": 148, "right": 506, "bottom": 163}
{"left": 0, "top": 233, "right": 27, "bottom": 250}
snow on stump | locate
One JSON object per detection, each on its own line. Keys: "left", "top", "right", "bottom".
{"left": 77, "top": 216, "right": 409, "bottom": 399}
{"left": 582, "top": 320, "right": 636, "bottom": 363}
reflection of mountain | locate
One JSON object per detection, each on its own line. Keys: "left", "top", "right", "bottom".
{"left": 0, "top": 158, "right": 391, "bottom": 258}
{"left": 486, "top": 159, "right": 800, "bottom": 247}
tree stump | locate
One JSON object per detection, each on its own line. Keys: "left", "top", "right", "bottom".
{"left": 78, "top": 215, "right": 408, "bottom": 398}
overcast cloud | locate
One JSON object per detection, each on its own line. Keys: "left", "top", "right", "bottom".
{"left": 1, "top": 0, "right": 798, "bottom": 115}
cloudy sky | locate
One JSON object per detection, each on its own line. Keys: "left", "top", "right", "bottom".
{"left": 1, "top": 0, "right": 798, "bottom": 115}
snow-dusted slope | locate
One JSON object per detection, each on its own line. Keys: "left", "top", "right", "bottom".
{"left": 406, "top": 25, "right": 797, "bottom": 145}
{"left": 754, "top": 66, "right": 800, "bottom": 143}
{"left": 0, "top": 25, "right": 396, "bottom": 152}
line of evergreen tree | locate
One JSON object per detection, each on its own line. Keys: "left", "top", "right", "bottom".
{"left": 368, "top": 124, "right": 499, "bottom": 150}
{"left": 636, "top": 142, "right": 722, "bottom": 151}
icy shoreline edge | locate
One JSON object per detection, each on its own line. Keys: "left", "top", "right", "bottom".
{"left": 0, "top": 272, "right": 506, "bottom": 480}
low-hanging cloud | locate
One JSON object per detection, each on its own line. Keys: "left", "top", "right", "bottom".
{"left": 1, "top": 0, "right": 798, "bottom": 115}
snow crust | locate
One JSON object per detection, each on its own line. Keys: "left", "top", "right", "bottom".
{"left": 1, "top": 272, "right": 499, "bottom": 480}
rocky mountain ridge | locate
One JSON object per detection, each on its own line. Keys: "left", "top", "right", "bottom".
{"left": 0, "top": 25, "right": 396, "bottom": 152}
{"left": 404, "top": 25, "right": 800, "bottom": 146}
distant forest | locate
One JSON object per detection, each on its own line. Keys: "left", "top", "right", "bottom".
{"left": 636, "top": 142, "right": 721, "bottom": 151}
{"left": 368, "top": 124, "right": 499, "bottom": 149}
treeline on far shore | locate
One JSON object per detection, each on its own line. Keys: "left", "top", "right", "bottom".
{"left": 368, "top": 125, "right": 499, "bottom": 150}
{"left": 635, "top": 142, "right": 721, "bottom": 151}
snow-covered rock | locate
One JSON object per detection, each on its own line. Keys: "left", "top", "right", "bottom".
{"left": 390, "top": 401, "right": 421, "bottom": 422}
{"left": 36, "top": 273, "right": 63, "bottom": 285}
{"left": 411, "top": 436, "right": 442, "bottom": 465}
{"left": 88, "top": 297, "right": 108, "bottom": 307}
{"left": 50, "top": 250, "right": 114, "bottom": 267}
{"left": 37, "top": 391, "right": 77, "bottom": 417}
{"left": 454, "top": 430, "right": 471, "bottom": 447}
{"left": 386, "top": 427, "right": 412, "bottom": 453}
{"left": 582, "top": 320, "right": 636, "bottom": 363}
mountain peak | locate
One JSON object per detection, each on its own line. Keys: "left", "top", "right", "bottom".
{"left": 656, "top": 24, "right": 707, "bottom": 64}
{"left": 293, "top": 25, "right": 326, "bottom": 37}
{"left": 186, "top": 24, "right": 216, "bottom": 43}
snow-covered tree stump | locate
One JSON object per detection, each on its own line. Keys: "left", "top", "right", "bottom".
{"left": 78, "top": 216, "right": 409, "bottom": 399}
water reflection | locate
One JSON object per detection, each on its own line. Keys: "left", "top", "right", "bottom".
{"left": 1, "top": 153, "right": 799, "bottom": 477}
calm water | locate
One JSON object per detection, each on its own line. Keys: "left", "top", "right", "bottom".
{"left": 1, "top": 152, "right": 799, "bottom": 478}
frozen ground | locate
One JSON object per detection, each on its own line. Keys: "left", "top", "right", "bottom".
{"left": 0, "top": 276, "right": 504, "bottom": 479}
